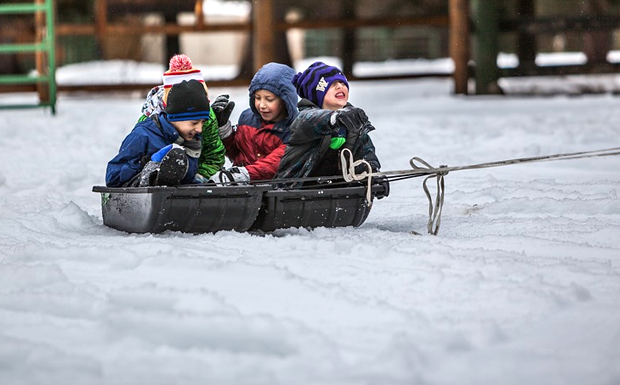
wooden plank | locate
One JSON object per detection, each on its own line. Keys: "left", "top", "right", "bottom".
{"left": 55, "top": 15, "right": 448, "bottom": 37}
{"left": 501, "top": 62, "right": 620, "bottom": 77}
{"left": 55, "top": 22, "right": 252, "bottom": 36}
{"left": 276, "top": 14, "right": 449, "bottom": 31}
{"left": 500, "top": 15, "right": 620, "bottom": 34}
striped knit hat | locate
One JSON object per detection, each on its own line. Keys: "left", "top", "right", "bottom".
{"left": 292, "top": 61, "right": 349, "bottom": 108}
{"left": 162, "top": 54, "right": 209, "bottom": 104}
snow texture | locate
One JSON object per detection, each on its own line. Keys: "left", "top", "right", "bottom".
{"left": 1, "top": 66, "right": 619, "bottom": 385}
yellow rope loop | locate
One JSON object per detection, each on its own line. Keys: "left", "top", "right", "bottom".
{"left": 340, "top": 148, "right": 374, "bottom": 205}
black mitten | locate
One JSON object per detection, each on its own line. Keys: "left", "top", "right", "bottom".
{"left": 336, "top": 107, "right": 368, "bottom": 132}
{"left": 211, "top": 94, "right": 235, "bottom": 127}
{"left": 337, "top": 107, "right": 371, "bottom": 152}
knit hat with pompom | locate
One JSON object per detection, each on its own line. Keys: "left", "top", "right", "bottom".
{"left": 292, "top": 61, "right": 348, "bottom": 108}
{"left": 162, "top": 54, "right": 209, "bottom": 104}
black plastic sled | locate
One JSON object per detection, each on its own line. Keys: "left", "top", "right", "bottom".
{"left": 92, "top": 184, "right": 379, "bottom": 234}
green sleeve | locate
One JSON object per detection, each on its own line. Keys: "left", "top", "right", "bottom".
{"left": 197, "top": 109, "right": 226, "bottom": 178}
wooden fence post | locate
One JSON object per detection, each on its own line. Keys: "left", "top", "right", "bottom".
{"left": 449, "top": 0, "right": 470, "bottom": 95}
{"left": 94, "top": 0, "right": 107, "bottom": 60}
{"left": 253, "top": 0, "right": 275, "bottom": 73}
{"left": 516, "top": 0, "right": 536, "bottom": 75}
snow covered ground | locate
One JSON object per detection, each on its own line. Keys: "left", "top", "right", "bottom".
{"left": 1, "top": 69, "right": 620, "bottom": 385}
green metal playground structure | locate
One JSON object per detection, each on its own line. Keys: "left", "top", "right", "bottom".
{"left": 0, "top": 0, "right": 57, "bottom": 114}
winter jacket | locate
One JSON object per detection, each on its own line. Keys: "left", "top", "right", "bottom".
{"left": 275, "top": 100, "right": 381, "bottom": 184}
{"left": 140, "top": 86, "right": 225, "bottom": 179}
{"left": 106, "top": 113, "right": 200, "bottom": 187}
{"left": 222, "top": 63, "right": 298, "bottom": 180}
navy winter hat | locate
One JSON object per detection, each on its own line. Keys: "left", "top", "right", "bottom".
{"left": 165, "top": 79, "right": 211, "bottom": 122}
{"left": 292, "top": 61, "right": 349, "bottom": 108}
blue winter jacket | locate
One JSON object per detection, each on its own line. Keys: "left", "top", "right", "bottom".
{"left": 105, "top": 114, "right": 199, "bottom": 187}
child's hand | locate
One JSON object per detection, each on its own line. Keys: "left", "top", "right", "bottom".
{"left": 211, "top": 94, "right": 235, "bottom": 127}
{"left": 208, "top": 167, "right": 250, "bottom": 185}
{"left": 336, "top": 107, "right": 368, "bottom": 132}
{"left": 330, "top": 125, "right": 347, "bottom": 150}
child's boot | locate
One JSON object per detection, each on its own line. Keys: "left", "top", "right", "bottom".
{"left": 137, "top": 161, "right": 160, "bottom": 187}
{"left": 156, "top": 147, "right": 189, "bottom": 186}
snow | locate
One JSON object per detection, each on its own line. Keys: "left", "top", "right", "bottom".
{"left": 1, "top": 60, "right": 620, "bottom": 385}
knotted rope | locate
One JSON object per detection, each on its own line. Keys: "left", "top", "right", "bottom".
{"left": 410, "top": 157, "right": 448, "bottom": 235}
{"left": 340, "top": 148, "right": 374, "bottom": 204}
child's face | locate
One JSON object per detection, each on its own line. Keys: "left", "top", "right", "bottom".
{"left": 322, "top": 81, "right": 349, "bottom": 110}
{"left": 254, "top": 90, "right": 287, "bottom": 123}
{"left": 172, "top": 119, "right": 204, "bottom": 141}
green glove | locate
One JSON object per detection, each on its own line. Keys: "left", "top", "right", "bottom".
{"left": 330, "top": 137, "right": 346, "bottom": 149}
{"left": 330, "top": 125, "right": 347, "bottom": 150}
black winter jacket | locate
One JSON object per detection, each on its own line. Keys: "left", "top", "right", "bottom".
{"left": 275, "top": 100, "right": 381, "bottom": 185}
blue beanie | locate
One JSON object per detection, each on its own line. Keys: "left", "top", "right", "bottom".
{"left": 165, "top": 79, "right": 211, "bottom": 122}
{"left": 292, "top": 61, "right": 349, "bottom": 108}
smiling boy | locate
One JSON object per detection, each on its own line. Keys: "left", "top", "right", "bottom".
{"left": 106, "top": 79, "right": 210, "bottom": 187}
{"left": 207, "top": 62, "right": 298, "bottom": 184}
{"left": 275, "top": 62, "right": 388, "bottom": 198}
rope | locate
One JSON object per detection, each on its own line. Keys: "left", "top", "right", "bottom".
{"left": 410, "top": 157, "right": 448, "bottom": 235}
{"left": 340, "top": 148, "right": 374, "bottom": 205}
{"left": 391, "top": 147, "right": 620, "bottom": 236}
{"left": 370, "top": 147, "right": 620, "bottom": 179}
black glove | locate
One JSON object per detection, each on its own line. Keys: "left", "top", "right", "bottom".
{"left": 211, "top": 94, "right": 235, "bottom": 127}
{"left": 372, "top": 175, "right": 390, "bottom": 200}
{"left": 336, "top": 107, "right": 368, "bottom": 132}
{"left": 336, "top": 107, "right": 371, "bottom": 152}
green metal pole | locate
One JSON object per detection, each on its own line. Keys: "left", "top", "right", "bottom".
{"left": 471, "top": 0, "right": 501, "bottom": 94}
{"left": 46, "top": 0, "right": 57, "bottom": 114}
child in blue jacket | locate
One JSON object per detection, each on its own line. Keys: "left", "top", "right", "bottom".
{"left": 106, "top": 79, "right": 210, "bottom": 187}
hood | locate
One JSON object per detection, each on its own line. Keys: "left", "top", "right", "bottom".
{"left": 248, "top": 62, "right": 299, "bottom": 127}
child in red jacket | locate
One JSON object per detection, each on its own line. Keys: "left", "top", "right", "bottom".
{"left": 207, "top": 62, "right": 299, "bottom": 184}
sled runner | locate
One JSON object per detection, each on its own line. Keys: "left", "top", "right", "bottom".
{"left": 92, "top": 183, "right": 384, "bottom": 234}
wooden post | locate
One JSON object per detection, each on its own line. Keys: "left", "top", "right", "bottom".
{"left": 516, "top": 0, "right": 536, "bottom": 75}
{"left": 582, "top": 0, "right": 611, "bottom": 65}
{"left": 195, "top": 0, "right": 204, "bottom": 29}
{"left": 253, "top": 0, "right": 275, "bottom": 74}
{"left": 94, "top": 0, "right": 107, "bottom": 60}
{"left": 341, "top": 0, "right": 356, "bottom": 78}
{"left": 35, "top": 0, "right": 48, "bottom": 103}
{"left": 471, "top": 0, "right": 501, "bottom": 94}
{"left": 449, "top": 0, "right": 470, "bottom": 95}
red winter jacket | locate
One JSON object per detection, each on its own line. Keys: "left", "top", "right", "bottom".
{"left": 222, "top": 118, "right": 289, "bottom": 180}
{"left": 222, "top": 62, "right": 299, "bottom": 181}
